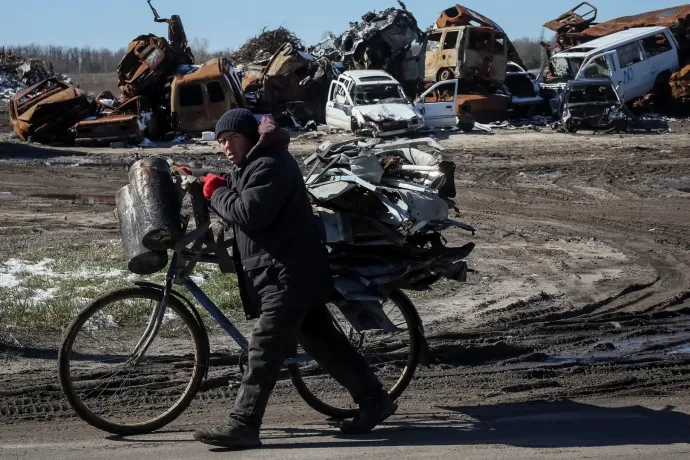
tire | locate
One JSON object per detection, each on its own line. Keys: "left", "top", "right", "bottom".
{"left": 58, "top": 286, "right": 209, "bottom": 435}
{"left": 288, "top": 289, "right": 421, "bottom": 418}
{"left": 438, "top": 68, "right": 454, "bottom": 81}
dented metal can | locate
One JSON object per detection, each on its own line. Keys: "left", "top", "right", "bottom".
{"left": 116, "top": 158, "right": 183, "bottom": 274}
{"left": 116, "top": 184, "right": 169, "bottom": 275}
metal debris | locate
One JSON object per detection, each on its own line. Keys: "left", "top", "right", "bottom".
{"left": 0, "top": 49, "right": 67, "bottom": 101}
{"left": 305, "top": 137, "right": 474, "bottom": 293}
{"left": 9, "top": 78, "right": 90, "bottom": 143}
{"left": 333, "top": 3, "right": 425, "bottom": 90}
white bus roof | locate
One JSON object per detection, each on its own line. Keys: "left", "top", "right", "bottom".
{"left": 567, "top": 26, "right": 669, "bottom": 52}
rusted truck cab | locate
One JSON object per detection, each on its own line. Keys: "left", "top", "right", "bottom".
{"left": 425, "top": 26, "right": 508, "bottom": 82}
{"left": 171, "top": 57, "right": 246, "bottom": 134}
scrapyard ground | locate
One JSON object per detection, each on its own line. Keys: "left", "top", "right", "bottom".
{"left": 3, "top": 123, "right": 690, "bottom": 458}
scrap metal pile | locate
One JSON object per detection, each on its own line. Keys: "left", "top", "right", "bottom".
{"left": 304, "top": 137, "right": 474, "bottom": 294}
{"left": 0, "top": 49, "right": 66, "bottom": 101}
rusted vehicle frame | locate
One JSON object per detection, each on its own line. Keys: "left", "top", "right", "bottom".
{"left": 74, "top": 96, "right": 159, "bottom": 145}
{"left": 543, "top": 2, "right": 598, "bottom": 49}
{"left": 434, "top": 4, "right": 525, "bottom": 69}
{"left": 425, "top": 25, "right": 509, "bottom": 82}
{"left": 9, "top": 78, "right": 90, "bottom": 142}
{"left": 117, "top": 36, "right": 178, "bottom": 101}
{"left": 170, "top": 57, "right": 246, "bottom": 134}
{"left": 580, "top": 6, "right": 690, "bottom": 40}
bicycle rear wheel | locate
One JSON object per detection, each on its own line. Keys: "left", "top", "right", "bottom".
{"left": 288, "top": 289, "right": 421, "bottom": 418}
{"left": 58, "top": 286, "right": 209, "bottom": 435}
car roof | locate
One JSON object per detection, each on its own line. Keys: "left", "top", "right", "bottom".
{"left": 568, "top": 26, "right": 669, "bottom": 52}
{"left": 341, "top": 70, "right": 400, "bottom": 84}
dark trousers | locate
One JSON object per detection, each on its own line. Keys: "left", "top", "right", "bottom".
{"left": 229, "top": 302, "right": 384, "bottom": 428}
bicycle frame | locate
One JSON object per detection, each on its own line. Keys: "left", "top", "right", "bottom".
{"left": 130, "top": 179, "right": 311, "bottom": 366}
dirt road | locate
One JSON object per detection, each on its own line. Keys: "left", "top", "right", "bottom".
{"left": 3, "top": 125, "right": 690, "bottom": 457}
{"left": 3, "top": 399, "right": 690, "bottom": 459}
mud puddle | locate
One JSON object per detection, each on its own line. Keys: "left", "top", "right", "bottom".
{"left": 1, "top": 191, "right": 116, "bottom": 205}
{"left": 666, "top": 180, "right": 690, "bottom": 193}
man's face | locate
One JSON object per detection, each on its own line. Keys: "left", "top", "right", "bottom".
{"left": 218, "top": 131, "right": 251, "bottom": 165}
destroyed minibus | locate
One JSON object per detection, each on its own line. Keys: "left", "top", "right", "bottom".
{"left": 542, "top": 27, "right": 680, "bottom": 103}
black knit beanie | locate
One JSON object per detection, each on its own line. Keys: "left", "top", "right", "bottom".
{"left": 215, "top": 108, "right": 260, "bottom": 145}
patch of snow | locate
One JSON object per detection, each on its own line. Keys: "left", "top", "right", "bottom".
{"left": 138, "top": 138, "right": 156, "bottom": 148}
{"left": 29, "top": 288, "right": 57, "bottom": 303}
{"left": 98, "top": 99, "right": 117, "bottom": 108}
{"left": 0, "top": 258, "right": 130, "bottom": 290}
{"left": 190, "top": 275, "right": 205, "bottom": 285}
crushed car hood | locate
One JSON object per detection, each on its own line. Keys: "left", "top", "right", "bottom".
{"left": 353, "top": 103, "right": 419, "bottom": 123}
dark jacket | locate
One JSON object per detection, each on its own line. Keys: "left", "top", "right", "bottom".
{"left": 211, "top": 117, "right": 331, "bottom": 319}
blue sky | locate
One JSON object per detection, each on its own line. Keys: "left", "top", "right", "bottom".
{"left": 1, "top": 1, "right": 687, "bottom": 50}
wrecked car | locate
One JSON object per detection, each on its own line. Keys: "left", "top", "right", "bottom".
{"left": 74, "top": 92, "right": 160, "bottom": 145}
{"left": 9, "top": 78, "right": 90, "bottom": 143}
{"left": 416, "top": 77, "right": 511, "bottom": 131}
{"left": 171, "top": 57, "right": 246, "bottom": 134}
{"left": 426, "top": 4, "right": 525, "bottom": 82}
{"left": 542, "top": 27, "right": 680, "bottom": 103}
{"left": 336, "top": 5, "right": 423, "bottom": 72}
{"left": 546, "top": 3, "right": 690, "bottom": 51}
{"left": 505, "top": 62, "right": 544, "bottom": 116}
{"left": 261, "top": 42, "right": 338, "bottom": 125}
{"left": 425, "top": 25, "right": 508, "bottom": 82}
{"left": 326, "top": 70, "right": 423, "bottom": 137}
{"left": 552, "top": 78, "right": 628, "bottom": 132}
{"left": 332, "top": 4, "right": 426, "bottom": 95}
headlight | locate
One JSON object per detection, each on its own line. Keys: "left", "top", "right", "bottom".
{"left": 608, "top": 112, "right": 626, "bottom": 120}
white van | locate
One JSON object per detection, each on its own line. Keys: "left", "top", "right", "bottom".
{"left": 541, "top": 26, "right": 680, "bottom": 102}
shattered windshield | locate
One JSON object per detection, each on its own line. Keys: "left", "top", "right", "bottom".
{"left": 550, "top": 56, "right": 584, "bottom": 81}
{"left": 353, "top": 84, "right": 407, "bottom": 105}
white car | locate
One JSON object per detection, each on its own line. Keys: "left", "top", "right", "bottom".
{"left": 325, "top": 70, "right": 424, "bottom": 137}
{"left": 542, "top": 26, "right": 680, "bottom": 102}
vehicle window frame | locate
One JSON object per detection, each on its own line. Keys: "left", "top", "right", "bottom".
{"left": 206, "top": 80, "right": 225, "bottom": 104}
{"left": 442, "top": 31, "right": 460, "bottom": 50}
{"left": 616, "top": 41, "right": 646, "bottom": 68}
{"left": 179, "top": 83, "right": 204, "bottom": 108}
{"left": 641, "top": 32, "right": 673, "bottom": 58}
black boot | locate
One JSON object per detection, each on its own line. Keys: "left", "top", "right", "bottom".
{"left": 340, "top": 395, "right": 398, "bottom": 435}
{"left": 193, "top": 421, "right": 262, "bottom": 450}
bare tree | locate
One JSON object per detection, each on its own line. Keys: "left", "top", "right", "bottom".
{"left": 512, "top": 37, "right": 545, "bottom": 71}
{"left": 190, "top": 37, "right": 211, "bottom": 63}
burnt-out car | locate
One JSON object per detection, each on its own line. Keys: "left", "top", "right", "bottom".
{"left": 552, "top": 78, "right": 627, "bottom": 131}
{"left": 9, "top": 78, "right": 90, "bottom": 143}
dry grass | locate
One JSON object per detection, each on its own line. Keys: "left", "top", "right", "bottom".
{"left": 69, "top": 73, "right": 120, "bottom": 97}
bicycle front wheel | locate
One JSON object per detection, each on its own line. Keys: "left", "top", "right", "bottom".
{"left": 58, "top": 286, "right": 209, "bottom": 435}
{"left": 288, "top": 289, "right": 421, "bottom": 418}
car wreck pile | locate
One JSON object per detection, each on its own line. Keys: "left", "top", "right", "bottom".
{"left": 541, "top": 3, "right": 690, "bottom": 130}
{"left": 304, "top": 137, "right": 474, "bottom": 298}
{"left": 9, "top": 1, "right": 690, "bottom": 144}
{"left": 8, "top": 1, "right": 246, "bottom": 144}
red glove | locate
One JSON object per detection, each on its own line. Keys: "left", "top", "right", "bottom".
{"left": 201, "top": 173, "right": 226, "bottom": 199}
{"left": 178, "top": 166, "right": 193, "bottom": 175}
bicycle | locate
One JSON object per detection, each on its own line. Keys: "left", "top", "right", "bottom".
{"left": 58, "top": 177, "right": 426, "bottom": 436}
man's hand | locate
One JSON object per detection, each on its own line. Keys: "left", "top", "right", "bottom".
{"left": 201, "top": 173, "right": 226, "bottom": 199}
{"left": 172, "top": 165, "right": 193, "bottom": 176}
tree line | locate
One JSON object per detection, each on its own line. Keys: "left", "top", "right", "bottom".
{"left": 4, "top": 36, "right": 545, "bottom": 75}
